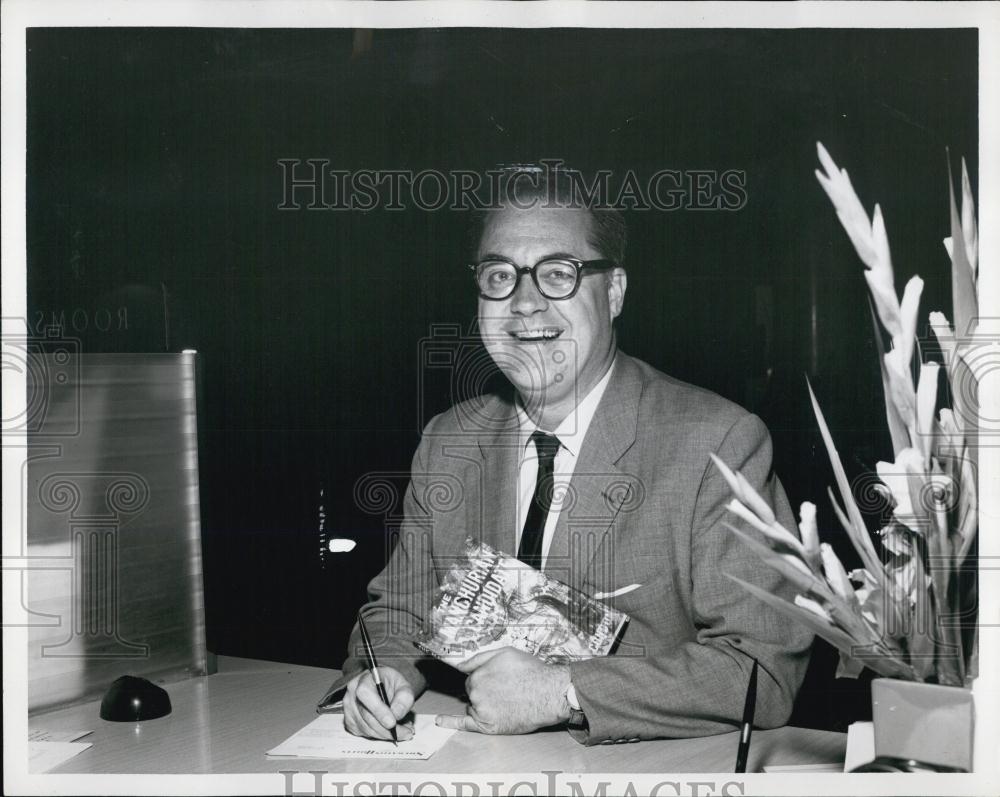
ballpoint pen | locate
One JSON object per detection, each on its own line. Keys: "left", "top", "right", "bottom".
{"left": 734, "top": 659, "right": 758, "bottom": 773}
{"left": 357, "top": 612, "right": 398, "bottom": 746}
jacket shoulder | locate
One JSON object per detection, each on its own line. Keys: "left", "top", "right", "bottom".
{"left": 621, "top": 354, "right": 766, "bottom": 459}
{"left": 420, "top": 391, "right": 516, "bottom": 439}
{"left": 625, "top": 355, "right": 750, "bottom": 427}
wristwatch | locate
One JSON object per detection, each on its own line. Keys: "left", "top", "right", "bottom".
{"left": 565, "top": 682, "right": 588, "bottom": 729}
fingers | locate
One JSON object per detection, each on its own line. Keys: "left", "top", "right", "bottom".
{"left": 344, "top": 696, "right": 382, "bottom": 739}
{"left": 342, "top": 670, "right": 418, "bottom": 741}
{"left": 359, "top": 701, "right": 415, "bottom": 741}
{"left": 344, "top": 684, "right": 392, "bottom": 740}
{"left": 345, "top": 702, "right": 378, "bottom": 739}
{"left": 345, "top": 701, "right": 414, "bottom": 741}
{"left": 452, "top": 647, "right": 507, "bottom": 674}
{"left": 389, "top": 685, "right": 415, "bottom": 721}
{"left": 435, "top": 713, "right": 484, "bottom": 733}
{"left": 343, "top": 672, "right": 395, "bottom": 740}
{"left": 381, "top": 669, "right": 416, "bottom": 720}
{"left": 355, "top": 676, "right": 397, "bottom": 730}
{"left": 395, "top": 722, "right": 415, "bottom": 742}
{"left": 346, "top": 694, "right": 416, "bottom": 740}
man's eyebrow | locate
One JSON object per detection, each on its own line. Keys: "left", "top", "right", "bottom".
{"left": 477, "top": 251, "right": 582, "bottom": 263}
{"left": 543, "top": 251, "right": 580, "bottom": 261}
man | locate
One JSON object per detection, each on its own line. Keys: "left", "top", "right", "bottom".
{"left": 338, "top": 167, "right": 812, "bottom": 745}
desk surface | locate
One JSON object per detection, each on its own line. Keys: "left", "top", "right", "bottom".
{"left": 29, "top": 656, "right": 845, "bottom": 774}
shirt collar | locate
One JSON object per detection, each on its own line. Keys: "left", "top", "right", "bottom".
{"left": 516, "top": 356, "right": 617, "bottom": 458}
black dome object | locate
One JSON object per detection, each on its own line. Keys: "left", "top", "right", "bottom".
{"left": 99, "top": 675, "right": 172, "bottom": 722}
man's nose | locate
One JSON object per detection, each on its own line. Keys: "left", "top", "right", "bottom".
{"left": 509, "top": 273, "right": 548, "bottom": 315}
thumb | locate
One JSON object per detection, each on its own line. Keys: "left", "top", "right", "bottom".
{"left": 452, "top": 647, "right": 507, "bottom": 674}
{"left": 435, "top": 713, "right": 483, "bottom": 733}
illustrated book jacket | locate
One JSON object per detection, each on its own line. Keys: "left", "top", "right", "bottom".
{"left": 415, "top": 538, "right": 629, "bottom": 665}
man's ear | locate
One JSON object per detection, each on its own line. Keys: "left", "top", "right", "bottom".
{"left": 607, "top": 267, "right": 627, "bottom": 319}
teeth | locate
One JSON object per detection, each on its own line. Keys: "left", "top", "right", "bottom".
{"left": 511, "top": 328, "right": 562, "bottom": 340}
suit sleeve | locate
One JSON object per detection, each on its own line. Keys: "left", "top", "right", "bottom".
{"left": 339, "top": 422, "right": 441, "bottom": 696}
{"left": 567, "top": 413, "right": 813, "bottom": 744}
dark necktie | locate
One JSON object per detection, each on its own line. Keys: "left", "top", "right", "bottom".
{"left": 517, "top": 431, "right": 561, "bottom": 570}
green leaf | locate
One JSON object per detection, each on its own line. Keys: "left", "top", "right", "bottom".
{"left": 915, "top": 362, "right": 940, "bottom": 465}
{"left": 928, "top": 496, "right": 966, "bottom": 686}
{"left": 947, "top": 156, "right": 978, "bottom": 340}
{"left": 837, "top": 651, "right": 865, "bottom": 679}
{"left": 869, "top": 298, "right": 911, "bottom": 456}
{"left": 956, "top": 451, "right": 979, "bottom": 561}
{"left": 820, "top": 543, "right": 857, "bottom": 604}
{"left": 721, "top": 522, "right": 823, "bottom": 595}
{"left": 953, "top": 351, "right": 980, "bottom": 461}
{"left": 808, "top": 380, "right": 885, "bottom": 581}
{"left": 725, "top": 573, "right": 855, "bottom": 650}
{"left": 883, "top": 349, "right": 918, "bottom": 443}
{"left": 725, "top": 500, "right": 807, "bottom": 558}
{"left": 724, "top": 521, "right": 878, "bottom": 644}
{"left": 960, "top": 157, "right": 978, "bottom": 276}
{"left": 725, "top": 574, "right": 917, "bottom": 680}
{"left": 907, "top": 543, "right": 938, "bottom": 682}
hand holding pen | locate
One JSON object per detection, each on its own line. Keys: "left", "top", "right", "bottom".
{"left": 358, "top": 613, "right": 399, "bottom": 745}
{"left": 342, "top": 612, "right": 416, "bottom": 743}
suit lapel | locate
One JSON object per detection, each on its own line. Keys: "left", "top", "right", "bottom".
{"left": 475, "top": 394, "right": 523, "bottom": 555}
{"left": 472, "top": 356, "right": 646, "bottom": 583}
{"left": 545, "top": 355, "right": 645, "bottom": 589}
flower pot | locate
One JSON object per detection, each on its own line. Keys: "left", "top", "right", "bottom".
{"left": 871, "top": 678, "right": 974, "bottom": 771}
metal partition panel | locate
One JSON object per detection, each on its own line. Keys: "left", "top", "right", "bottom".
{"left": 26, "top": 352, "right": 213, "bottom": 713}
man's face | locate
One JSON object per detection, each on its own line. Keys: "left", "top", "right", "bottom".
{"left": 476, "top": 205, "right": 626, "bottom": 418}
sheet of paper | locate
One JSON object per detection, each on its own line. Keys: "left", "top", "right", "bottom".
{"left": 267, "top": 714, "right": 456, "bottom": 760}
{"left": 29, "top": 729, "right": 93, "bottom": 743}
{"left": 29, "top": 741, "right": 93, "bottom": 773}
{"left": 844, "top": 721, "right": 875, "bottom": 772}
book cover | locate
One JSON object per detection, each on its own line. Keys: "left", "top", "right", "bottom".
{"left": 416, "top": 538, "right": 629, "bottom": 665}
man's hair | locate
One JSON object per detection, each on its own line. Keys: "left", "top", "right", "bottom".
{"left": 467, "top": 164, "right": 627, "bottom": 266}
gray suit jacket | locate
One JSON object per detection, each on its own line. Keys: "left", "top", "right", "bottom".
{"left": 342, "top": 353, "right": 812, "bottom": 744}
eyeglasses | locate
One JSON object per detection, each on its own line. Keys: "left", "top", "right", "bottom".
{"left": 469, "top": 257, "right": 617, "bottom": 301}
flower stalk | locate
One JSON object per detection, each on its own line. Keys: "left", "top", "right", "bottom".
{"left": 716, "top": 144, "right": 979, "bottom": 685}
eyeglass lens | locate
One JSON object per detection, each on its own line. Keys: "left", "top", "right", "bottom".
{"left": 477, "top": 259, "right": 578, "bottom": 299}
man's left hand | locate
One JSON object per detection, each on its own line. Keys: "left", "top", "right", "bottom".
{"left": 435, "top": 648, "right": 572, "bottom": 734}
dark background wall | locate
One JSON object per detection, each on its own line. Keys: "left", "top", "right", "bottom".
{"left": 26, "top": 27, "right": 977, "bottom": 731}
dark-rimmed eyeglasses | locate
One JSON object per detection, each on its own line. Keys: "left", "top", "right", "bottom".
{"left": 469, "top": 257, "right": 617, "bottom": 301}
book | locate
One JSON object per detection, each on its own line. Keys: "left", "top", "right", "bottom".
{"left": 415, "top": 538, "right": 629, "bottom": 665}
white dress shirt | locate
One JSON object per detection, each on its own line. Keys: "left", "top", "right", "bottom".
{"left": 514, "top": 358, "right": 617, "bottom": 568}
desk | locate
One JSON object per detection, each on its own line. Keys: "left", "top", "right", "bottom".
{"left": 29, "top": 656, "right": 845, "bottom": 774}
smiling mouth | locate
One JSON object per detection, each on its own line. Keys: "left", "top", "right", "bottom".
{"left": 507, "top": 327, "right": 565, "bottom": 342}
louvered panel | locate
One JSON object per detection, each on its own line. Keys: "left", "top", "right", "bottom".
{"left": 27, "top": 353, "right": 213, "bottom": 713}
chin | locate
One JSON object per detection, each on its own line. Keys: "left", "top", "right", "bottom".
{"left": 514, "top": 379, "right": 573, "bottom": 408}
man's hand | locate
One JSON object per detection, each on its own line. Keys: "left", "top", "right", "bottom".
{"left": 343, "top": 667, "right": 415, "bottom": 741}
{"left": 435, "top": 648, "right": 572, "bottom": 735}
